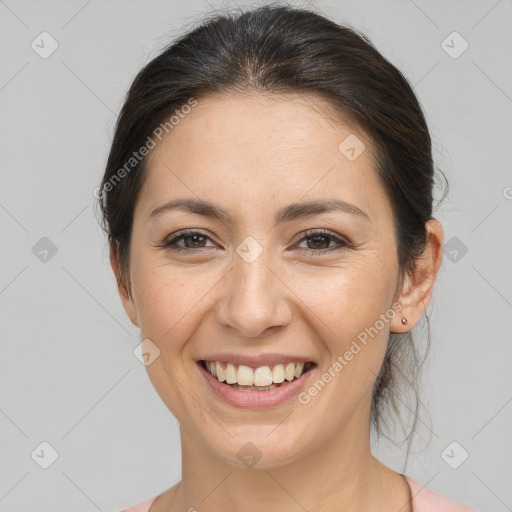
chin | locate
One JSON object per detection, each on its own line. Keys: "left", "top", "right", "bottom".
{"left": 200, "top": 424, "right": 315, "bottom": 470}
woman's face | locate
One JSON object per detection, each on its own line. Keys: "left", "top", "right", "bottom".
{"left": 120, "top": 92, "right": 405, "bottom": 467}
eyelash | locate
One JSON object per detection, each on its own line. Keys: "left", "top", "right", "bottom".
{"left": 160, "top": 229, "right": 350, "bottom": 256}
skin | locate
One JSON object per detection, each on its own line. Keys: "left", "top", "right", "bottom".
{"left": 111, "top": 92, "right": 443, "bottom": 512}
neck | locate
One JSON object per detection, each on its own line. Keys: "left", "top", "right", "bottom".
{"left": 168, "top": 405, "right": 408, "bottom": 512}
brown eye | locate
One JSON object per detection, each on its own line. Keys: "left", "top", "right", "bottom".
{"left": 163, "top": 230, "right": 216, "bottom": 252}
{"left": 295, "top": 229, "right": 349, "bottom": 255}
{"left": 180, "top": 234, "right": 208, "bottom": 248}
{"left": 305, "top": 235, "right": 332, "bottom": 250}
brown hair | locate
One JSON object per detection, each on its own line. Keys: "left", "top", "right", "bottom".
{"left": 98, "top": 3, "right": 446, "bottom": 442}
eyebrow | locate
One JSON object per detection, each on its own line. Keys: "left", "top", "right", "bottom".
{"left": 148, "top": 197, "right": 371, "bottom": 225}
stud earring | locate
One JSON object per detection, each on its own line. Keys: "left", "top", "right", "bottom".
{"left": 401, "top": 317, "right": 408, "bottom": 326}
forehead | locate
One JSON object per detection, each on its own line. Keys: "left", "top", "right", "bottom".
{"left": 138, "top": 91, "right": 389, "bottom": 221}
{"left": 150, "top": 91, "right": 365, "bottom": 156}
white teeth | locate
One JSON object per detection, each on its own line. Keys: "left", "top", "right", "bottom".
{"left": 203, "top": 360, "right": 311, "bottom": 386}
{"left": 284, "top": 363, "right": 295, "bottom": 381}
{"left": 237, "top": 365, "right": 254, "bottom": 386}
{"left": 272, "top": 364, "right": 285, "bottom": 383}
{"left": 216, "top": 361, "right": 226, "bottom": 382}
{"left": 254, "top": 366, "right": 273, "bottom": 386}
{"left": 225, "top": 363, "right": 237, "bottom": 384}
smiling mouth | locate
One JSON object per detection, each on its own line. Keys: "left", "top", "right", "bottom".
{"left": 198, "top": 360, "right": 316, "bottom": 391}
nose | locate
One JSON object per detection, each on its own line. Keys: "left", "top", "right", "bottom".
{"left": 215, "top": 246, "right": 293, "bottom": 338}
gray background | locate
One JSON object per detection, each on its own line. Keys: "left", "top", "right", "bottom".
{"left": 1, "top": 0, "right": 511, "bottom": 511}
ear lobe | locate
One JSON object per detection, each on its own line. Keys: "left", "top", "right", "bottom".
{"left": 390, "top": 219, "right": 444, "bottom": 333}
{"left": 109, "top": 240, "right": 140, "bottom": 328}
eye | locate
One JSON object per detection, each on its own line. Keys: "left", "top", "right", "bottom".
{"left": 294, "top": 229, "right": 350, "bottom": 255}
{"left": 162, "top": 229, "right": 217, "bottom": 252}
{"left": 159, "top": 228, "right": 350, "bottom": 255}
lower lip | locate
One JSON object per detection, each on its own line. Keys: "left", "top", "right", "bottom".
{"left": 197, "top": 361, "right": 316, "bottom": 409}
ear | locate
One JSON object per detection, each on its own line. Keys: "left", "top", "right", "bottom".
{"left": 109, "top": 240, "right": 140, "bottom": 328}
{"left": 390, "top": 219, "right": 444, "bottom": 333}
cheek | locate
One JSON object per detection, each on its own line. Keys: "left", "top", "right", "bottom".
{"left": 292, "top": 257, "right": 397, "bottom": 337}
{"left": 291, "top": 268, "right": 393, "bottom": 424}
{"left": 130, "top": 264, "right": 217, "bottom": 417}
{"left": 292, "top": 260, "right": 395, "bottom": 390}
{"left": 132, "top": 262, "right": 223, "bottom": 351}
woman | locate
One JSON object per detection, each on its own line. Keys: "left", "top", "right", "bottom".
{"left": 98, "top": 5, "right": 475, "bottom": 511}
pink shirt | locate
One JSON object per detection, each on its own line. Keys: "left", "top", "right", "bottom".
{"left": 121, "top": 475, "right": 475, "bottom": 511}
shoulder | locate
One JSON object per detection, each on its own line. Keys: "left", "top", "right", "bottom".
{"left": 120, "top": 496, "right": 156, "bottom": 512}
{"left": 404, "top": 475, "right": 475, "bottom": 512}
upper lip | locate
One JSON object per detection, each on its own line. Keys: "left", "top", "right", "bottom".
{"left": 196, "top": 353, "right": 316, "bottom": 368}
